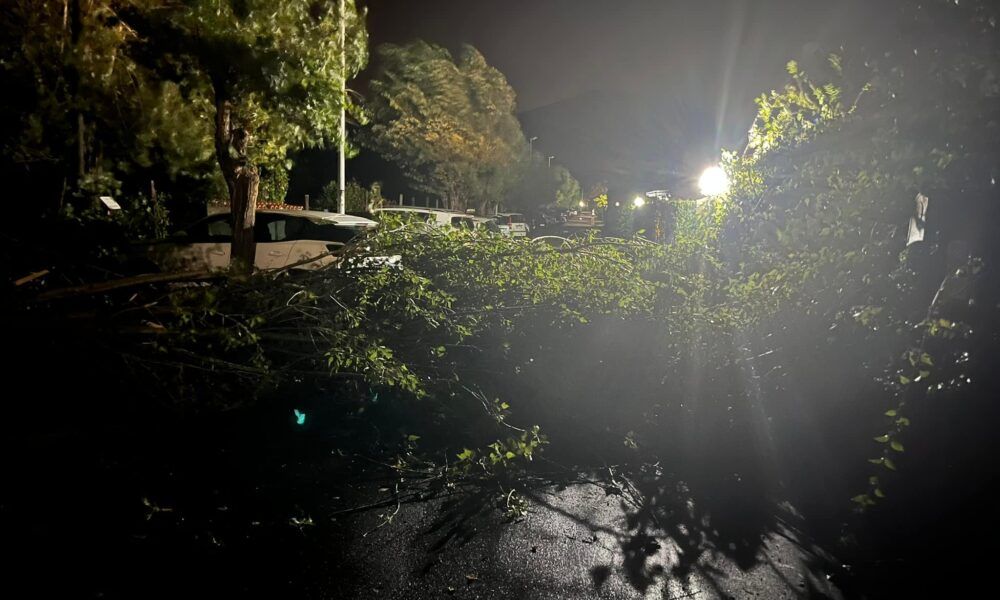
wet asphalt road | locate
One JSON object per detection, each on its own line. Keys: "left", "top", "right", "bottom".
{"left": 325, "top": 482, "right": 844, "bottom": 600}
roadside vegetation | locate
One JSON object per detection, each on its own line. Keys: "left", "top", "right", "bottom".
{"left": 2, "top": 0, "right": 999, "bottom": 597}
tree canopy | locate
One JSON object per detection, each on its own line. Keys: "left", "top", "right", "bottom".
{"left": 0, "top": 0, "right": 220, "bottom": 216}
{"left": 504, "top": 161, "right": 582, "bottom": 213}
{"left": 127, "top": 0, "right": 368, "bottom": 269}
{"left": 364, "top": 41, "right": 528, "bottom": 215}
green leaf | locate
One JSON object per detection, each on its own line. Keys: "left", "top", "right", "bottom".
{"left": 883, "top": 457, "right": 897, "bottom": 471}
{"left": 456, "top": 448, "right": 475, "bottom": 461}
{"left": 899, "top": 375, "right": 912, "bottom": 385}
{"left": 885, "top": 409, "right": 898, "bottom": 417}
{"left": 890, "top": 440, "right": 904, "bottom": 452}
{"left": 874, "top": 435, "right": 890, "bottom": 443}
{"left": 851, "top": 494, "right": 874, "bottom": 506}
{"left": 874, "top": 488, "right": 886, "bottom": 498}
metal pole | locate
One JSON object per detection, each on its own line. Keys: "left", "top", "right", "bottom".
{"left": 337, "top": 0, "right": 347, "bottom": 214}
{"left": 547, "top": 155, "right": 555, "bottom": 168}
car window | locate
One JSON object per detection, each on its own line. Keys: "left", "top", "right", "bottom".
{"left": 451, "top": 216, "right": 474, "bottom": 229}
{"left": 267, "top": 219, "right": 286, "bottom": 241}
{"left": 509, "top": 215, "right": 525, "bottom": 224}
{"left": 253, "top": 213, "right": 287, "bottom": 242}
{"left": 184, "top": 215, "right": 232, "bottom": 242}
{"left": 305, "top": 222, "right": 364, "bottom": 244}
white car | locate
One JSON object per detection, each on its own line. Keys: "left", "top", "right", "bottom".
{"left": 493, "top": 213, "right": 530, "bottom": 237}
{"left": 373, "top": 206, "right": 501, "bottom": 233}
{"left": 146, "top": 209, "right": 379, "bottom": 271}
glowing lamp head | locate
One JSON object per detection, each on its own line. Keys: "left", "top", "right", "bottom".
{"left": 579, "top": 200, "right": 586, "bottom": 208}
{"left": 632, "top": 196, "right": 646, "bottom": 208}
{"left": 698, "top": 166, "right": 731, "bottom": 197}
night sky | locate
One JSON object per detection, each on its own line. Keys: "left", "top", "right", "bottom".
{"left": 334, "top": 1, "right": 904, "bottom": 198}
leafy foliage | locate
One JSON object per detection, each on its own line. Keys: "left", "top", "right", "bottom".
{"left": 318, "top": 180, "right": 386, "bottom": 213}
{"left": 0, "top": 0, "right": 221, "bottom": 214}
{"left": 718, "top": 0, "right": 998, "bottom": 507}
{"left": 119, "top": 225, "right": 665, "bottom": 406}
{"left": 127, "top": 0, "right": 369, "bottom": 268}
{"left": 364, "top": 41, "right": 528, "bottom": 214}
{"left": 505, "top": 162, "right": 581, "bottom": 213}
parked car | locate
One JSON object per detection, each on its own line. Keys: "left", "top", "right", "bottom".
{"left": 373, "top": 206, "right": 500, "bottom": 233}
{"left": 531, "top": 206, "right": 569, "bottom": 232}
{"left": 493, "top": 212, "right": 530, "bottom": 237}
{"left": 145, "top": 209, "right": 379, "bottom": 272}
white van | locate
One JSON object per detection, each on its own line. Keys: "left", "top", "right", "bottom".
{"left": 373, "top": 206, "right": 500, "bottom": 233}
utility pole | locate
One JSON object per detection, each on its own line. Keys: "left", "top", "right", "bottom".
{"left": 337, "top": 0, "right": 347, "bottom": 214}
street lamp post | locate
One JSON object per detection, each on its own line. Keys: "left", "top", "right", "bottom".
{"left": 547, "top": 155, "right": 555, "bottom": 168}
{"left": 337, "top": 0, "right": 346, "bottom": 214}
{"left": 528, "top": 136, "right": 538, "bottom": 158}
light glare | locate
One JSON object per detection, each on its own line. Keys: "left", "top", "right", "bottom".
{"left": 698, "top": 166, "right": 730, "bottom": 196}
{"left": 632, "top": 196, "right": 645, "bottom": 208}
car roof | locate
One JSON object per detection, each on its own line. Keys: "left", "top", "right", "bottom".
{"left": 375, "top": 206, "right": 475, "bottom": 216}
{"left": 496, "top": 212, "right": 524, "bottom": 216}
{"left": 262, "top": 209, "right": 377, "bottom": 226}
{"left": 207, "top": 209, "right": 377, "bottom": 227}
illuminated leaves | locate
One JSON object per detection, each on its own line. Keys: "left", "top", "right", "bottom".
{"left": 365, "top": 41, "right": 527, "bottom": 211}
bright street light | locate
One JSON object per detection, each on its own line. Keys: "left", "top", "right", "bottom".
{"left": 698, "top": 165, "right": 730, "bottom": 197}
{"left": 578, "top": 200, "right": 586, "bottom": 208}
{"left": 632, "top": 196, "right": 645, "bottom": 208}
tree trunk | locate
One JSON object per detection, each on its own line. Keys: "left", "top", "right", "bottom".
{"left": 230, "top": 164, "right": 259, "bottom": 271}
{"left": 77, "top": 113, "right": 86, "bottom": 179}
{"left": 213, "top": 94, "right": 258, "bottom": 274}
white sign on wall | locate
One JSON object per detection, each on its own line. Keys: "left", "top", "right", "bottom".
{"left": 100, "top": 196, "right": 122, "bottom": 211}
